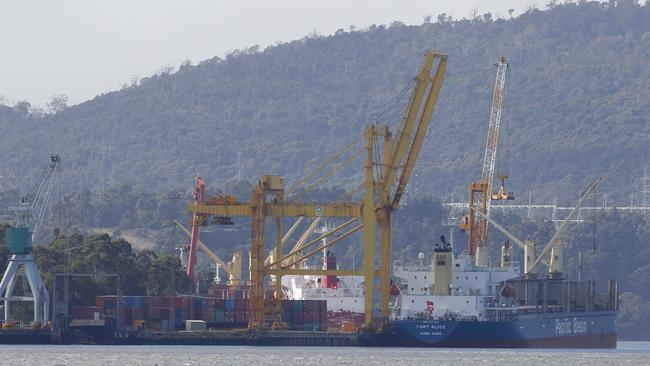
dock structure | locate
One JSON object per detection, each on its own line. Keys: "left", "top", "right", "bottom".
{"left": 129, "top": 330, "right": 360, "bottom": 346}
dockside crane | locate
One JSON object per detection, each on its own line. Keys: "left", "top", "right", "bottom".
{"left": 186, "top": 176, "right": 205, "bottom": 284}
{"left": 184, "top": 176, "right": 242, "bottom": 286}
{"left": 0, "top": 154, "right": 60, "bottom": 324}
{"left": 460, "top": 56, "right": 513, "bottom": 267}
{"left": 174, "top": 219, "right": 243, "bottom": 286}
{"left": 187, "top": 51, "right": 447, "bottom": 328}
{"left": 368, "top": 51, "right": 447, "bottom": 318}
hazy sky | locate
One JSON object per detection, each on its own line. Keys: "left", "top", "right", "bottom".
{"left": 1, "top": 0, "right": 543, "bottom": 107}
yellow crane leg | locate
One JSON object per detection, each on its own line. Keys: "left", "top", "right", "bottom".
{"left": 274, "top": 216, "right": 283, "bottom": 298}
{"left": 273, "top": 216, "right": 283, "bottom": 324}
{"left": 378, "top": 209, "right": 392, "bottom": 319}
{"left": 249, "top": 186, "right": 266, "bottom": 329}
{"left": 363, "top": 127, "right": 376, "bottom": 325}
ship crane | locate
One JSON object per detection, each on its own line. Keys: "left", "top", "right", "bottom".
{"left": 460, "top": 56, "right": 513, "bottom": 267}
{"left": 0, "top": 154, "right": 60, "bottom": 324}
{"left": 174, "top": 219, "right": 243, "bottom": 286}
{"left": 184, "top": 176, "right": 243, "bottom": 286}
{"left": 472, "top": 177, "right": 602, "bottom": 276}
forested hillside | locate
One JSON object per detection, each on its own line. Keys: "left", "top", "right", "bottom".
{"left": 0, "top": 2, "right": 648, "bottom": 204}
{"left": 0, "top": 1, "right": 650, "bottom": 339}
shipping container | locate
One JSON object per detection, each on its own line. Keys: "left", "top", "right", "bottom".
{"left": 293, "top": 300, "right": 304, "bottom": 312}
{"left": 71, "top": 306, "right": 102, "bottom": 320}
{"left": 213, "top": 310, "right": 225, "bottom": 322}
{"left": 225, "top": 300, "right": 235, "bottom": 311}
{"left": 224, "top": 311, "right": 234, "bottom": 323}
{"left": 125, "top": 296, "right": 147, "bottom": 308}
{"left": 213, "top": 299, "right": 225, "bottom": 309}
{"left": 185, "top": 320, "right": 207, "bottom": 331}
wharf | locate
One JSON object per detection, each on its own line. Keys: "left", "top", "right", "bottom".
{"left": 0, "top": 328, "right": 55, "bottom": 344}
{"left": 128, "top": 329, "right": 360, "bottom": 346}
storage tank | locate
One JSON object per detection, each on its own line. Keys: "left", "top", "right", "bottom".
{"left": 5, "top": 227, "right": 32, "bottom": 254}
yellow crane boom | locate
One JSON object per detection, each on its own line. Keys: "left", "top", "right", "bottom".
{"left": 186, "top": 51, "right": 448, "bottom": 328}
{"left": 369, "top": 51, "right": 447, "bottom": 318}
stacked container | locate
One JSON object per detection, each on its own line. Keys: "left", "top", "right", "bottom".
{"left": 81, "top": 295, "right": 328, "bottom": 332}
{"left": 71, "top": 306, "right": 102, "bottom": 320}
{"left": 280, "top": 300, "right": 327, "bottom": 331}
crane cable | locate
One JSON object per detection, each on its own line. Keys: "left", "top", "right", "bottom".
{"left": 292, "top": 147, "right": 364, "bottom": 200}
{"left": 336, "top": 79, "right": 416, "bottom": 202}
{"left": 288, "top": 137, "right": 358, "bottom": 195}
{"left": 374, "top": 78, "right": 416, "bottom": 127}
{"left": 336, "top": 180, "right": 365, "bottom": 202}
{"left": 289, "top": 77, "right": 416, "bottom": 198}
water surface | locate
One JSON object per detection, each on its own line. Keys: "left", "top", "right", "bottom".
{"left": 1, "top": 342, "right": 648, "bottom": 366}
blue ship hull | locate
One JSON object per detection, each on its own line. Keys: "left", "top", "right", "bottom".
{"left": 376, "top": 311, "right": 617, "bottom": 348}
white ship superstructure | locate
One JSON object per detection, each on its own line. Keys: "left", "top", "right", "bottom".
{"left": 392, "top": 239, "right": 519, "bottom": 320}
{"left": 282, "top": 274, "right": 364, "bottom": 313}
{"left": 282, "top": 222, "right": 365, "bottom": 314}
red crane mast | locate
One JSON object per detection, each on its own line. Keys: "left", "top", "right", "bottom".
{"left": 187, "top": 176, "right": 205, "bottom": 282}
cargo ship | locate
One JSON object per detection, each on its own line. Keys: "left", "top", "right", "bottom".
{"left": 376, "top": 237, "right": 618, "bottom": 348}
{"left": 281, "top": 222, "right": 366, "bottom": 329}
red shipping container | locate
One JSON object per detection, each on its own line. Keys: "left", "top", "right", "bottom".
{"left": 131, "top": 307, "right": 146, "bottom": 321}
{"left": 96, "top": 295, "right": 116, "bottom": 309}
{"left": 175, "top": 297, "right": 183, "bottom": 309}
{"left": 235, "top": 299, "right": 249, "bottom": 310}
{"left": 72, "top": 306, "right": 101, "bottom": 319}
{"left": 201, "top": 310, "right": 212, "bottom": 322}
{"left": 304, "top": 311, "right": 318, "bottom": 322}
{"left": 234, "top": 311, "right": 249, "bottom": 323}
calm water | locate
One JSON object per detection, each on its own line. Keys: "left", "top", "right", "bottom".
{"left": 1, "top": 342, "right": 649, "bottom": 366}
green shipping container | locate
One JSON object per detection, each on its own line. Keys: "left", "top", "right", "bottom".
{"left": 5, "top": 227, "right": 32, "bottom": 254}
{"left": 213, "top": 310, "right": 225, "bottom": 322}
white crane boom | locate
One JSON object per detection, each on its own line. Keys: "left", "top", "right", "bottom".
{"left": 531, "top": 177, "right": 602, "bottom": 270}
{"left": 472, "top": 208, "right": 526, "bottom": 250}
{"left": 481, "top": 57, "right": 508, "bottom": 214}
{"left": 13, "top": 154, "right": 60, "bottom": 243}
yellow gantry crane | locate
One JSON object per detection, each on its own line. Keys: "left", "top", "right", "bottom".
{"left": 187, "top": 51, "right": 447, "bottom": 328}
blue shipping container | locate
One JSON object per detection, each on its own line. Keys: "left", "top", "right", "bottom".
{"left": 126, "top": 296, "right": 146, "bottom": 308}
{"left": 293, "top": 300, "right": 304, "bottom": 311}
{"left": 225, "top": 300, "right": 235, "bottom": 311}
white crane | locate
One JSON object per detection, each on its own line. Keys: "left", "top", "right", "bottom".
{"left": 462, "top": 57, "right": 512, "bottom": 267}
{"left": 473, "top": 177, "right": 602, "bottom": 276}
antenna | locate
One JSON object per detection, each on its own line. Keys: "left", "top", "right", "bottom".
{"left": 578, "top": 252, "right": 583, "bottom": 282}
{"left": 236, "top": 152, "right": 248, "bottom": 182}
{"left": 642, "top": 166, "right": 649, "bottom": 216}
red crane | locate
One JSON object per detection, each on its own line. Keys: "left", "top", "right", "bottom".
{"left": 187, "top": 176, "right": 205, "bottom": 282}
